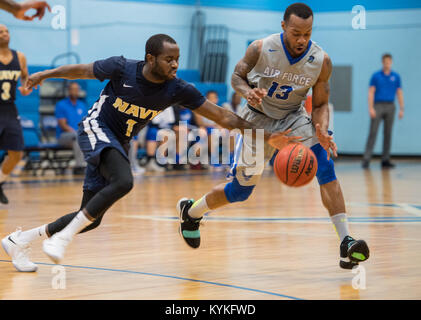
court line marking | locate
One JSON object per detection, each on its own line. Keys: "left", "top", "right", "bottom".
{"left": 5, "top": 177, "right": 421, "bottom": 217}
{"left": 127, "top": 215, "right": 421, "bottom": 242}
{"left": 4, "top": 171, "right": 210, "bottom": 188}
{"left": 348, "top": 202, "right": 421, "bottom": 217}
{"left": 0, "top": 260, "right": 302, "bottom": 300}
{"left": 396, "top": 203, "right": 421, "bottom": 217}
{"left": 123, "top": 215, "right": 421, "bottom": 224}
{"left": 225, "top": 228, "right": 421, "bottom": 243}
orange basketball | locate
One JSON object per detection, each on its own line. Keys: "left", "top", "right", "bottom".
{"left": 274, "top": 143, "right": 318, "bottom": 187}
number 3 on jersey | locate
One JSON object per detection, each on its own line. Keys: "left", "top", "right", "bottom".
{"left": 267, "top": 82, "right": 293, "bottom": 100}
{"left": 1, "top": 82, "right": 11, "bottom": 101}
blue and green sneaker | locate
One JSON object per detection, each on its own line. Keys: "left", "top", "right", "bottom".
{"left": 339, "top": 236, "right": 370, "bottom": 269}
{"left": 177, "top": 198, "right": 202, "bottom": 249}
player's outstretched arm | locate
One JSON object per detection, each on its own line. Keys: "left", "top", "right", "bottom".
{"left": 312, "top": 53, "right": 337, "bottom": 159}
{"left": 0, "top": 0, "right": 51, "bottom": 21}
{"left": 17, "top": 51, "right": 32, "bottom": 96}
{"left": 194, "top": 100, "right": 301, "bottom": 150}
{"left": 231, "top": 40, "right": 267, "bottom": 107}
{"left": 25, "top": 63, "right": 96, "bottom": 90}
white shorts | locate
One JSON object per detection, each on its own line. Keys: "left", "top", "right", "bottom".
{"left": 229, "top": 105, "right": 319, "bottom": 186}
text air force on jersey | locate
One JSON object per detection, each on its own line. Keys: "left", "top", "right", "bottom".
{"left": 264, "top": 67, "right": 312, "bottom": 86}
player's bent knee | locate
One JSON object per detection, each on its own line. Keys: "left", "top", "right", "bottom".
{"left": 311, "top": 144, "right": 337, "bottom": 185}
{"left": 224, "top": 178, "right": 255, "bottom": 203}
{"left": 112, "top": 173, "right": 134, "bottom": 197}
{"left": 116, "top": 177, "right": 134, "bottom": 196}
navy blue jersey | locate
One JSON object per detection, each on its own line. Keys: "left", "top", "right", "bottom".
{"left": 88, "top": 56, "right": 206, "bottom": 144}
{"left": 0, "top": 49, "right": 20, "bottom": 107}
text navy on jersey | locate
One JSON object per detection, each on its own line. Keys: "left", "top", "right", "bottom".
{"left": 86, "top": 56, "right": 205, "bottom": 143}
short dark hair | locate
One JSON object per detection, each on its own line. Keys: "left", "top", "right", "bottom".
{"left": 284, "top": 3, "right": 313, "bottom": 23}
{"left": 68, "top": 81, "right": 79, "bottom": 89}
{"left": 382, "top": 53, "right": 392, "bottom": 60}
{"left": 206, "top": 90, "right": 218, "bottom": 97}
{"left": 145, "top": 34, "right": 177, "bottom": 60}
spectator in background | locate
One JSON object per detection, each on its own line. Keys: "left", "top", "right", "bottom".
{"left": 129, "top": 134, "right": 145, "bottom": 175}
{"left": 222, "top": 92, "right": 242, "bottom": 114}
{"left": 222, "top": 92, "right": 243, "bottom": 167}
{"left": 362, "top": 53, "right": 404, "bottom": 169}
{"left": 194, "top": 90, "right": 222, "bottom": 168}
{"left": 55, "top": 82, "right": 87, "bottom": 175}
{"left": 194, "top": 90, "right": 219, "bottom": 130}
{"left": 172, "top": 105, "right": 200, "bottom": 170}
{"left": 145, "top": 106, "right": 175, "bottom": 172}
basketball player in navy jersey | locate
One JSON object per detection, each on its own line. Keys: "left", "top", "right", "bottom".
{"left": 1, "top": 34, "right": 298, "bottom": 272}
{"left": 0, "top": 24, "right": 32, "bottom": 204}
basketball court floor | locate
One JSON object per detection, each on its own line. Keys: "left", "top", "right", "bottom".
{"left": 0, "top": 159, "right": 420, "bottom": 300}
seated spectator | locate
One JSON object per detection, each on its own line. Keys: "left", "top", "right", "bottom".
{"left": 173, "top": 105, "right": 208, "bottom": 170}
{"left": 193, "top": 90, "right": 223, "bottom": 168}
{"left": 129, "top": 134, "right": 146, "bottom": 175}
{"left": 145, "top": 106, "right": 175, "bottom": 172}
{"left": 194, "top": 90, "right": 219, "bottom": 131}
{"left": 55, "top": 82, "right": 87, "bottom": 175}
{"left": 222, "top": 91, "right": 242, "bottom": 114}
{"left": 222, "top": 92, "right": 243, "bottom": 165}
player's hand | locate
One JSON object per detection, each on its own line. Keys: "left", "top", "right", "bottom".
{"left": 315, "top": 123, "right": 337, "bottom": 160}
{"left": 18, "top": 86, "right": 33, "bottom": 96}
{"left": 246, "top": 88, "right": 267, "bottom": 107}
{"left": 369, "top": 107, "right": 376, "bottom": 119}
{"left": 267, "top": 129, "right": 302, "bottom": 151}
{"left": 398, "top": 109, "right": 404, "bottom": 119}
{"left": 25, "top": 72, "right": 45, "bottom": 90}
{"left": 13, "top": 1, "right": 51, "bottom": 21}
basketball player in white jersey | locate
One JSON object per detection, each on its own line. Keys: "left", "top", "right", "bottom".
{"left": 178, "top": 3, "right": 370, "bottom": 269}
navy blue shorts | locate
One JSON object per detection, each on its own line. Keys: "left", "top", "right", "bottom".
{"left": 0, "top": 107, "right": 24, "bottom": 151}
{"left": 77, "top": 121, "right": 129, "bottom": 193}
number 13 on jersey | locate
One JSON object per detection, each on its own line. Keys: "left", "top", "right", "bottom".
{"left": 267, "top": 82, "right": 293, "bottom": 100}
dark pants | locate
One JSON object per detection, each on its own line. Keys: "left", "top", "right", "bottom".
{"left": 363, "top": 102, "right": 395, "bottom": 162}
{"left": 46, "top": 148, "right": 134, "bottom": 236}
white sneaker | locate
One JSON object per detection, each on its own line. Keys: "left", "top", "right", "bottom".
{"left": 43, "top": 234, "right": 72, "bottom": 264}
{"left": 131, "top": 164, "right": 146, "bottom": 176}
{"left": 146, "top": 159, "right": 165, "bottom": 172}
{"left": 1, "top": 229, "right": 38, "bottom": 272}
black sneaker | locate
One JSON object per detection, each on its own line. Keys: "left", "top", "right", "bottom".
{"left": 339, "top": 236, "right": 370, "bottom": 269}
{"left": 0, "top": 183, "right": 9, "bottom": 204}
{"left": 381, "top": 161, "right": 395, "bottom": 169}
{"left": 177, "top": 198, "right": 202, "bottom": 249}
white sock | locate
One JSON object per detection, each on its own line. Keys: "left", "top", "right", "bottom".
{"left": 18, "top": 225, "right": 48, "bottom": 243}
{"left": 330, "top": 213, "right": 350, "bottom": 242}
{"left": 0, "top": 171, "right": 9, "bottom": 184}
{"left": 188, "top": 196, "right": 210, "bottom": 219}
{"left": 55, "top": 211, "right": 92, "bottom": 240}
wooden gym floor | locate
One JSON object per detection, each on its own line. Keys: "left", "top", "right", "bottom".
{"left": 0, "top": 159, "right": 420, "bottom": 300}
